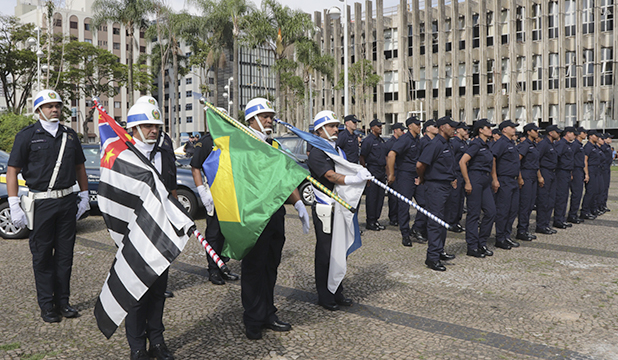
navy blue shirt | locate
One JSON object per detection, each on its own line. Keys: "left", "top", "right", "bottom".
{"left": 419, "top": 134, "right": 433, "bottom": 152}
{"left": 8, "top": 121, "right": 86, "bottom": 191}
{"left": 465, "top": 137, "right": 493, "bottom": 173}
{"left": 537, "top": 137, "right": 558, "bottom": 170}
{"left": 308, "top": 147, "right": 336, "bottom": 192}
{"left": 390, "top": 131, "right": 420, "bottom": 174}
{"left": 418, "top": 134, "right": 456, "bottom": 181}
{"left": 584, "top": 142, "right": 601, "bottom": 168}
{"left": 555, "top": 138, "right": 575, "bottom": 171}
{"left": 384, "top": 135, "right": 399, "bottom": 170}
{"left": 518, "top": 138, "right": 540, "bottom": 171}
{"left": 336, "top": 128, "right": 359, "bottom": 163}
{"left": 601, "top": 143, "right": 613, "bottom": 169}
{"left": 450, "top": 136, "right": 468, "bottom": 173}
{"left": 491, "top": 135, "right": 520, "bottom": 177}
{"left": 570, "top": 139, "right": 585, "bottom": 168}
{"left": 360, "top": 133, "right": 387, "bottom": 173}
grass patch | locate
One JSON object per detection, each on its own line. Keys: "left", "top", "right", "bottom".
{"left": 22, "top": 351, "right": 58, "bottom": 360}
{"left": 0, "top": 342, "right": 20, "bottom": 351}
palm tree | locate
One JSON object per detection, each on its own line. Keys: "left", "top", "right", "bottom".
{"left": 92, "top": 0, "right": 153, "bottom": 105}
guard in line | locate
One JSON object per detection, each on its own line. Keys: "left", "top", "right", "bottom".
{"left": 386, "top": 116, "right": 422, "bottom": 247}
{"left": 552, "top": 127, "right": 577, "bottom": 228}
{"left": 445, "top": 122, "right": 469, "bottom": 233}
{"left": 360, "top": 119, "right": 387, "bottom": 231}
{"left": 515, "top": 123, "right": 541, "bottom": 241}
{"left": 7, "top": 89, "right": 89, "bottom": 324}
{"left": 307, "top": 110, "right": 369, "bottom": 311}
{"left": 242, "top": 98, "right": 311, "bottom": 340}
{"left": 417, "top": 116, "right": 458, "bottom": 272}
{"left": 535, "top": 125, "right": 561, "bottom": 235}
{"left": 491, "top": 120, "right": 521, "bottom": 249}
{"left": 337, "top": 115, "right": 361, "bottom": 164}
{"left": 458, "top": 119, "right": 496, "bottom": 258}
{"left": 599, "top": 134, "right": 613, "bottom": 213}
{"left": 567, "top": 127, "right": 588, "bottom": 224}
{"left": 580, "top": 131, "right": 602, "bottom": 219}
{"left": 411, "top": 119, "right": 438, "bottom": 243}
{"left": 384, "top": 122, "right": 405, "bottom": 226}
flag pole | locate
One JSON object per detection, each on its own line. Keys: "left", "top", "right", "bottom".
{"left": 93, "top": 97, "right": 231, "bottom": 273}
{"left": 200, "top": 100, "right": 356, "bottom": 213}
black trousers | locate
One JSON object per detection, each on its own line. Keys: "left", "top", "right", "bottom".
{"left": 465, "top": 171, "right": 495, "bottom": 251}
{"left": 412, "top": 183, "right": 428, "bottom": 235}
{"left": 125, "top": 268, "right": 169, "bottom": 351}
{"left": 581, "top": 166, "right": 601, "bottom": 215}
{"left": 312, "top": 206, "right": 344, "bottom": 306}
{"left": 445, "top": 173, "right": 465, "bottom": 225}
{"left": 204, "top": 210, "right": 228, "bottom": 274}
{"left": 29, "top": 194, "right": 77, "bottom": 311}
{"left": 425, "top": 181, "right": 451, "bottom": 263}
{"left": 537, "top": 168, "right": 556, "bottom": 229}
{"left": 517, "top": 170, "right": 538, "bottom": 234}
{"left": 553, "top": 169, "right": 573, "bottom": 224}
{"left": 495, "top": 176, "right": 519, "bottom": 243}
{"left": 395, "top": 171, "right": 418, "bottom": 237}
{"left": 387, "top": 190, "right": 398, "bottom": 223}
{"left": 241, "top": 207, "right": 286, "bottom": 329}
{"left": 567, "top": 167, "right": 585, "bottom": 220}
{"left": 365, "top": 168, "right": 385, "bottom": 224}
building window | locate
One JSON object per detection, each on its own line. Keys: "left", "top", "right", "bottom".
{"left": 583, "top": 49, "right": 594, "bottom": 86}
{"left": 565, "top": 0, "right": 576, "bottom": 37}
{"left": 185, "top": 91, "right": 192, "bottom": 97}
{"left": 532, "top": 4, "right": 541, "bottom": 41}
{"left": 459, "top": 16, "right": 465, "bottom": 50}
{"left": 472, "top": 14, "right": 480, "bottom": 48}
{"left": 113, "top": 42, "right": 120, "bottom": 50}
{"left": 432, "top": 66, "right": 439, "bottom": 98}
{"left": 432, "top": 21, "right": 439, "bottom": 53}
{"left": 419, "top": 23, "right": 425, "bottom": 55}
{"left": 532, "top": 55, "right": 542, "bottom": 90}
{"left": 384, "top": 71, "right": 399, "bottom": 101}
{"left": 600, "top": 101, "right": 612, "bottom": 122}
{"left": 549, "top": 104, "right": 558, "bottom": 125}
{"left": 549, "top": 53, "right": 559, "bottom": 89}
{"left": 565, "top": 51, "right": 576, "bottom": 88}
{"left": 501, "top": 58, "right": 510, "bottom": 93}
{"left": 487, "top": 11, "right": 494, "bottom": 46}
{"left": 70, "top": 21, "right": 78, "bottom": 29}
{"left": 473, "top": 61, "right": 480, "bottom": 95}
{"left": 516, "top": 106, "right": 526, "bottom": 123}
{"left": 408, "top": 25, "right": 413, "bottom": 56}
{"left": 186, "top": 78, "right": 192, "bottom": 85}
{"left": 113, "top": 27, "right": 120, "bottom": 35}
{"left": 84, "top": 23, "right": 91, "bottom": 31}
{"left": 53, "top": 18, "right": 62, "bottom": 27}
{"left": 487, "top": 108, "right": 495, "bottom": 123}
{"left": 549, "top": 2, "right": 559, "bottom": 38}
{"left": 445, "top": 65, "right": 453, "bottom": 97}
{"left": 516, "top": 57, "right": 526, "bottom": 91}
{"left": 458, "top": 64, "right": 466, "bottom": 96}
{"left": 85, "top": 39, "right": 92, "bottom": 44}
{"left": 601, "top": 0, "right": 614, "bottom": 32}
{"left": 602, "top": 47, "right": 613, "bottom": 85}
{"left": 532, "top": 106, "right": 542, "bottom": 124}
{"left": 502, "top": 107, "right": 510, "bottom": 120}
{"left": 516, "top": 7, "right": 525, "bottom": 42}
{"left": 487, "top": 59, "right": 495, "bottom": 94}
{"left": 415, "top": 67, "right": 426, "bottom": 99}
{"left": 384, "top": 28, "right": 398, "bottom": 59}
{"left": 98, "top": 40, "right": 107, "bottom": 46}
{"left": 445, "top": 18, "right": 452, "bottom": 51}
{"left": 501, "top": 9, "right": 509, "bottom": 44}
{"left": 186, "top": 116, "right": 193, "bottom": 123}
{"left": 114, "top": 101, "right": 121, "bottom": 108}
{"left": 565, "top": 104, "right": 577, "bottom": 127}
{"left": 583, "top": 0, "right": 595, "bottom": 34}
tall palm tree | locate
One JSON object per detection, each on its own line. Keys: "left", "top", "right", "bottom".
{"left": 92, "top": 0, "right": 153, "bottom": 105}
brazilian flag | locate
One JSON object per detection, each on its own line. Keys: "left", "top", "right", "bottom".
{"left": 203, "top": 110, "right": 309, "bottom": 260}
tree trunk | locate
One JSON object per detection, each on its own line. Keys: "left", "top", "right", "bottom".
{"left": 127, "top": 25, "right": 135, "bottom": 105}
{"left": 173, "top": 39, "right": 180, "bottom": 146}
{"left": 304, "top": 79, "right": 310, "bottom": 131}
{"left": 275, "top": 65, "right": 281, "bottom": 113}
{"left": 232, "top": 38, "right": 239, "bottom": 119}
{"left": 213, "top": 67, "right": 219, "bottom": 108}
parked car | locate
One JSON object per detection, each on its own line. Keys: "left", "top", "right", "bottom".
{"left": 274, "top": 135, "right": 315, "bottom": 205}
{"left": 0, "top": 173, "right": 30, "bottom": 239}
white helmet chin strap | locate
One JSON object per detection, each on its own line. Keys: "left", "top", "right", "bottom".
{"left": 136, "top": 126, "right": 156, "bottom": 144}
{"left": 320, "top": 126, "right": 337, "bottom": 141}
{"left": 254, "top": 116, "right": 273, "bottom": 137}
{"left": 39, "top": 110, "right": 59, "bottom": 123}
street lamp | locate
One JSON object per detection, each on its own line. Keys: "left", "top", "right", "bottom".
{"left": 27, "top": 27, "right": 44, "bottom": 92}
{"left": 222, "top": 76, "right": 233, "bottom": 116}
{"left": 328, "top": 0, "right": 349, "bottom": 116}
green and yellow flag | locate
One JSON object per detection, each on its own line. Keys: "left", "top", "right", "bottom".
{"left": 202, "top": 110, "right": 309, "bottom": 260}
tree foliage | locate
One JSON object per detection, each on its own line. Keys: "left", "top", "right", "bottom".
{"left": 0, "top": 113, "right": 36, "bottom": 151}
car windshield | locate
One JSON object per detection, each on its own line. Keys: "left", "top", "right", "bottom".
{"left": 83, "top": 146, "right": 100, "bottom": 169}
{"left": 0, "top": 150, "right": 9, "bottom": 162}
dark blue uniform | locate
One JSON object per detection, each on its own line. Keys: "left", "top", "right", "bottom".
{"left": 390, "top": 131, "right": 420, "bottom": 237}
{"left": 445, "top": 136, "right": 468, "bottom": 226}
{"left": 384, "top": 135, "right": 399, "bottom": 224}
{"left": 517, "top": 138, "right": 540, "bottom": 235}
{"left": 412, "top": 135, "right": 434, "bottom": 237}
{"left": 536, "top": 137, "right": 558, "bottom": 230}
{"left": 568, "top": 139, "right": 585, "bottom": 221}
{"left": 463, "top": 137, "right": 496, "bottom": 252}
{"left": 553, "top": 138, "right": 574, "bottom": 224}
{"left": 360, "top": 133, "right": 387, "bottom": 226}
{"left": 8, "top": 122, "right": 85, "bottom": 315}
{"left": 581, "top": 142, "right": 602, "bottom": 216}
{"left": 492, "top": 135, "right": 521, "bottom": 243}
{"left": 336, "top": 128, "right": 360, "bottom": 164}
{"left": 600, "top": 142, "right": 612, "bottom": 209}
{"left": 418, "top": 134, "right": 456, "bottom": 263}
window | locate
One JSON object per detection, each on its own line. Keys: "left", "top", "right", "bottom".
{"left": 516, "top": 106, "right": 526, "bottom": 123}
{"left": 473, "top": 61, "right": 480, "bottom": 95}
{"left": 84, "top": 23, "right": 91, "bottom": 31}
{"left": 432, "top": 21, "right": 439, "bottom": 53}
{"left": 208, "top": 77, "right": 214, "bottom": 85}
{"left": 487, "top": 12, "right": 494, "bottom": 46}
{"left": 565, "top": 51, "right": 576, "bottom": 88}
{"left": 583, "top": 49, "right": 594, "bottom": 86}
{"left": 600, "top": 101, "right": 612, "bottom": 123}
{"left": 487, "top": 59, "right": 495, "bottom": 94}
{"left": 113, "top": 42, "right": 120, "bottom": 50}
{"left": 113, "top": 27, "right": 120, "bottom": 35}
{"left": 532, "top": 4, "right": 541, "bottom": 41}
{"left": 432, "top": 66, "right": 439, "bottom": 98}
{"left": 53, "top": 18, "right": 62, "bottom": 27}
{"left": 516, "top": 57, "right": 526, "bottom": 91}
{"left": 583, "top": 102, "right": 594, "bottom": 123}
{"left": 114, "top": 101, "right": 121, "bottom": 108}
{"left": 565, "top": 0, "right": 576, "bottom": 37}
{"left": 583, "top": 0, "right": 594, "bottom": 34}
{"left": 602, "top": 47, "right": 613, "bottom": 85}
{"left": 458, "top": 64, "right": 466, "bottom": 96}
{"left": 459, "top": 16, "right": 465, "bottom": 50}
{"left": 140, "top": 46, "right": 146, "bottom": 53}
{"left": 532, "top": 55, "right": 542, "bottom": 90}
{"left": 549, "top": 53, "right": 559, "bottom": 89}
{"left": 445, "top": 19, "right": 452, "bottom": 51}
{"left": 186, "top": 116, "right": 193, "bottom": 123}
{"left": 85, "top": 39, "right": 92, "bottom": 44}
{"left": 384, "top": 28, "right": 398, "bottom": 59}
{"left": 419, "top": 23, "right": 425, "bottom": 55}
{"left": 601, "top": 0, "right": 614, "bottom": 32}
{"left": 487, "top": 108, "right": 495, "bottom": 123}
{"left": 501, "top": 9, "right": 509, "bottom": 44}
{"left": 472, "top": 14, "right": 480, "bottom": 48}
{"left": 384, "top": 70, "right": 399, "bottom": 101}
{"left": 186, "top": 91, "right": 192, "bottom": 97}
{"left": 502, "top": 107, "right": 510, "bottom": 120}
{"left": 549, "top": 2, "right": 559, "bottom": 38}
{"left": 501, "top": 58, "right": 510, "bottom": 93}
{"left": 516, "top": 7, "right": 525, "bottom": 42}
{"left": 408, "top": 25, "right": 413, "bottom": 56}
{"left": 565, "top": 104, "right": 577, "bottom": 127}
{"left": 70, "top": 21, "right": 78, "bottom": 29}
{"left": 549, "top": 104, "right": 558, "bottom": 125}
{"left": 445, "top": 65, "right": 453, "bottom": 97}
{"left": 532, "top": 105, "right": 542, "bottom": 124}
{"left": 186, "top": 78, "right": 192, "bottom": 85}
{"left": 415, "top": 67, "right": 426, "bottom": 99}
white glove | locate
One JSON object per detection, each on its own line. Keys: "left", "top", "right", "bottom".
{"left": 294, "top": 200, "right": 310, "bottom": 234}
{"left": 8, "top": 196, "right": 27, "bottom": 229}
{"left": 197, "top": 185, "right": 214, "bottom": 216}
{"left": 76, "top": 190, "right": 90, "bottom": 220}
{"left": 344, "top": 168, "right": 374, "bottom": 185}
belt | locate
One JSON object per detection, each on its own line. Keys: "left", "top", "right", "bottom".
{"left": 470, "top": 170, "right": 490, "bottom": 176}
{"left": 499, "top": 175, "right": 518, "bottom": 180}
{"left": 541, "top": 168, "right": 556, "bottom": 172}
{"left": 29, "top": 187, "right": 73, "bottom": 200}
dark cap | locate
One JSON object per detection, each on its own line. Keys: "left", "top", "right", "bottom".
{"left": 436, "top": 116, "right": 459, "bottom": 128}
{"left": 405, "top": 116, "right": 421, "bottom": 126}
{"left": 369, "top": 119, "right": 384, "bottom": 127}
{"left": 344, "top": 114, "right": 360, "bottom": 123}
{"left": 523, "top": 123, "right": 540, "bottom": 132}
{"left": 577, "top": 126, "right": 586, "bottom": 134}
{"left": 422, "top": 119, "right": 437, "bottom": 132}
{"left": 599, "top": 133, "right": 607, "bottom": 139}
{"left": 472, "top": 118, "right": 496, "bottom": 132}
{"left": 563, "top": 126, "right": 578, "bottom": 134}
{"left": 391, "top": 123, "right": 405, "bottom": 131}
{"left": 456, "top": 122, "right": 469, "bottom": 130}
{"left": 587, "top": 130, "right": 599, "bottom": 136}
{"left": 499, "top": 120, "right": 518, "bottom": 130}
{"left": 546, "top": 124, "right": 563, "bottom": 133}
{"left": 492, "top": 128, "right": 501, "bottom": 135}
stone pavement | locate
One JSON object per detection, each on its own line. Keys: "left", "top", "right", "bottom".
{"left": 1, "top": 176, "right": 618, "bottom": 360}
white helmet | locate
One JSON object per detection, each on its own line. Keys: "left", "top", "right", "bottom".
{"left": 313, "top": 110, "right": 340, "bottom": 131}
{"left": 135, "top": 95, "right": 159, "bottom": 108}
{"left": 33, "top": 89, "right": 63, "bottom": 113}
{"left": 127, "top": 102, "right": 164, "bottom": 128}
{"left": 245, "top": 97, "right": 275, "bottom": 120}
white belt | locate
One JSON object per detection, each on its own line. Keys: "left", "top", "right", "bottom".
{"left": 29, "top": 187, "right": 73, "bottom": 200}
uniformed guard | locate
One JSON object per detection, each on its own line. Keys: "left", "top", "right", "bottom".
{"left": 337, "top": 114, "right": 361, "bottom": 163}
{"left": 445, "top": 122, "right": 469, "bottom": 233}
{"left": 515, "top": 123, "right": 541, "bottom": 241}
{"left": 241, "top": 97, "right": 310, "bottom": 340}
{"left": 360, "top": 119, "right": 387, "bottom": 231}
{"left": 417, "top": 116, "right": 458, "bottom": 271}
{"left": 459, "top": 119, "right": 496, "bottom": 257}
{"left": 599, "top": 134, "right": 613, "bottom": 213}
{"left": 308, "top": 110, "right": 370, "bottom": 311}
{"left": 386, "top": 117, "right": 422, "bottom": 246}
{"left": 535, "top": 125, "right": 561, "bottom": 234}
{"left": 384, "top": 122, "right": 405, "bottom": 226}
{"left": 492, "top": 120, "right": 522, "bottom": 249}
{"left": 411, "top": 119, "right": 438, "bottom": 243}
{"left": 567, "top": 127, "right": 588, "bottom": 224}
{"left": 552, "top": 127, "right": 577, "bottom": 228}
{"left": 580, "top": 131, "right": 602, "bottom": 220}
{"left": 7, "top": 89, "right": 88, "bottom": 324}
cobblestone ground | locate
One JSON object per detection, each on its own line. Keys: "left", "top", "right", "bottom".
{"left": 1, "top": 175, "right": 617, "bottom": 360}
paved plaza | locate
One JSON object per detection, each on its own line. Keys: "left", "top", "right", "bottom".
{"left": 1, "top": 175, "right": 618, "bottom": 360}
